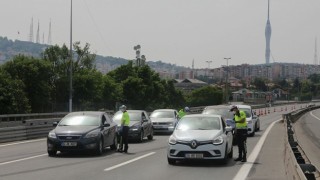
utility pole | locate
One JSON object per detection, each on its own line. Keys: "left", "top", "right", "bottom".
{"left": 224, "top": 58, "right": 231, "bottom": 104}
{"left": 206, "top": 60, "right": 212, "bottom": 84}
{"left": 69, "top": 0, "right": 73, "bottom": 112}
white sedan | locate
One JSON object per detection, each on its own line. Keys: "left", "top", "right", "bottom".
{"left": 167, "top": 114, "right": 233, "bottom": 165}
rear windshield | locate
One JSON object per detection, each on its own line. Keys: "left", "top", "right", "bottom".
{"left": 202, "top": 108, "right": 234, "bottom": 119}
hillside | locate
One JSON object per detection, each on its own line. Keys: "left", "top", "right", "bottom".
{"left": 0, "top": 36, "right": 188, "bottom": 74}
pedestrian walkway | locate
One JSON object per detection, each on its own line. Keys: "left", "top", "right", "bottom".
{"left": 246, "top": 121, "right": 287, "bottom": 180}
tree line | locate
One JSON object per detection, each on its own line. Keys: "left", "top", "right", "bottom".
{"left": 0, "top": 42, "right": 223, "bottom": 114}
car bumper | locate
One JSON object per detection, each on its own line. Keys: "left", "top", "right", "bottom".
{"left": 153, "top": 125, "right": 175, "bottom": 133}
{"left": 47, "top": 137, "right": 100, "bottom": 152}
{"left": 167, "top": 143, "right": 227, "bottom": 160}
{"left": 247, "top": 123, "right": 254, "bottom": 134}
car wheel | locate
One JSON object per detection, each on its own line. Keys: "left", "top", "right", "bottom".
{"left": 250, "top": 131, "right": 255, "bottom": 137}
{"left": 110, "top": 136, "right": 118, "bottom": 150}
{"left": 257, "top": 121, "right": 260, "bottom": 131}
{"left": 138, "top": 130, "right": 144, "bottom": 143}
{"left": 48, "top": 150, "right": 57, "bottom": 157}
{"left": 147, "top": 129, "right": 154, "bottom": 140}
{"left": 96, "top": 138, "right": 103, "bottom": 155}
{"left": 220, "top": 145, "right": 229, "bottom": 164}
{"left": 167, "top": 157, "right": 176, "bottom": 165}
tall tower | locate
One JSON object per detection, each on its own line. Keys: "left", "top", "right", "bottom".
{"left": 314, "top": 38, "right": 318, "bottom": 65}
{"left": 28, "top": 17, "right": 34, "bottom": 42}
{"left": 265, "top": 0, "right": 272, "bottom": 64}
{"left": 36, "top": 21, "right": 40, "bottom": 43}
{"left": 47, "top": 20, "right": 52, "bottom": 45}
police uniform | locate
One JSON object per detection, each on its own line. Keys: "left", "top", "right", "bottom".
{"left": 119, "top": 110, "right": 130, "bottom": 153}
{"left": 234, "top": 110, "right": 248, "bottom": 162}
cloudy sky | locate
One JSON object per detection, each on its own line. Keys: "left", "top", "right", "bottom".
{"left": 1, "top": 0, "right": 319, "bottom": 68}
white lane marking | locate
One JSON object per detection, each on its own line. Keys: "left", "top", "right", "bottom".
{"left": 0, "top": 138, "right": 46, "bottom": 148}
{"left": 104, "top": 152, "right": 156, "bottom": 171}
{"left": 233, "top": 118, "right": 282, "bottom": 180}
{"left": 0, "top": 154, "right": 47, "bottom": 166}
{"left": 310, "top": 111, "right": 320, "bottom": 121}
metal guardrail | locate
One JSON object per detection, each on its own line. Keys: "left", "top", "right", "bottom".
{"left": 283, "top": 105, "right": 320, "bottom": 180}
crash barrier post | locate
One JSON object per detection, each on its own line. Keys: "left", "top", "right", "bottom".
{"left": 283, "top": 106, "right": 320, "bottom": 180}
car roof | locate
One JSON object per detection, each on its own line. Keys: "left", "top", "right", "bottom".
{"left": 234, "top": 104, "right": 252, "bottom": 109}
{"left": 183, "top": 114, "right": 222, "bottom": 119}
{"left": 152, "top": 109, "right": 177, "bottom": 112}
{"left": 67, "top": 111, "right": 106, "bottom": 116}
{"left": 204, "top": 105, "right": 229, "bottom": 109}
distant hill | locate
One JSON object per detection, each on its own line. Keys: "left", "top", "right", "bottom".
{"left": 0, "top": 36, "right": 188, "bottom": 74}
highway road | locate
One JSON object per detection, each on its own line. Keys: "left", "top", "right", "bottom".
{"left": 0, "top": 105, "right": 306, "bottom": 180}
{"left": 294, "top": 108, "right": 320, "bottom": 172}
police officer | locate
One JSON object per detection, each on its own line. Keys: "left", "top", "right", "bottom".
{"left": 178, "top": 106, "right": 189, "bottom": 119}
{"left": 118, "top": 105, "right": 130, "bottom": 153}
{"left": 230, "top": 105, "right": 247, "bottom": 162}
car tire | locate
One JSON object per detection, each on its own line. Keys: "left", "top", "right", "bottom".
{"left": 249, "top": 131, "right": 255, "bottom": 137}
{"left": 138, "top": 130, "right": 144, "bottom": 143}
{"left": 257, "top": 122, "right": 260, "bottom": 131}
{"left": 147, "top": 129, "right": 154, "bottom": 140}
{"left": 110, "top": 136, "right": 118, "bottom": 150}
{"left": 96, "top": 138, "right": 103, "bottom": 155}
{"left": 167, "top": 157, "right": 176, "bottom": 165}
{"left": 48, "top": 150, "right": 57, "bottom": 157}
{"left": 220, "top": 145, "right": 229, "bottom": 164}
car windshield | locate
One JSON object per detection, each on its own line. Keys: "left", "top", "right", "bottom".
{"left": 176, "top": 117, "right": 221, "bottom": 130}
{"left": 59, "top": 114, "right": 100, "bottom": 126}
{"left": 150, "top": 111, "right": 174, "bottom": 118}
{"left": 113, "top": 111, "right": 141, "bottom": 124}
{"left": 202, "top": 108, "right": 234, "bottom": 119}
{"left": 238, "top": 108, "right": 252, "bottom": 118}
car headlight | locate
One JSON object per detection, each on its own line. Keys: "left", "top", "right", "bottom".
{"left": 213, "top": 136, "right": 224, "bottom": 145}
{"left": 130, "top": 125, "right": 139, "bottom": 131}
{"left": 168, "top": 136, "right": 177, "bottom": 145}
{"left": 84, "top": 131, "right": 100, "bottom": 138}
{"left": 48, "top": 132, "right": 57, "bottom": 139}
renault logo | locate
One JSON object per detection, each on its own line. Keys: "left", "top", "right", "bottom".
{"left": 190, "top": 140, "right": 197, "bottom": 149}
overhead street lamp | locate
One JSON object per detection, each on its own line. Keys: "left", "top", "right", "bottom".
{"left": 224, "top": 57, "right": 231, "bottom": 104}
{"left": 206, "top": 60, "right": 212, "bottom": 83}
{"left": 69, "top": 0, "right": 73, "bottom": 112}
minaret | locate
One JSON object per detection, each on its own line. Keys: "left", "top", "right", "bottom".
{"left": 47, "top": 20, "right": 52, "bottom": 45}
{"left": 29, "top": 17, "right": 34, "bottom": 42}
{"left": 36, "top": 20, "right": 40, "bottom": 43}
{"left": 265, "top": 0, "right": 272, "bottom": 64}
{"left": 314, "top": 38, "right": 318, "bottom": 65}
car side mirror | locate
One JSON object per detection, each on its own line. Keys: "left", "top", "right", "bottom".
{"left": 225, "top": 126, "right": 232, "bottom": 132}
{"left": 53, "top": 121, "right": 58, "bottom": 127}
{"left": 104, "top": 123, "right": 110, "bottom": 127}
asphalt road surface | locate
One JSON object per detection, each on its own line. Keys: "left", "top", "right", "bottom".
{"left": 0, "top": 104, "right": 307, "bottom": 180}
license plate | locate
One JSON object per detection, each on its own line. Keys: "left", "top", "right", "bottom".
{"left": 61, "top": 142, "right": 77, "bottom": 146}
{"left": 185, "top": 153, "right": 203, "bottom": 159}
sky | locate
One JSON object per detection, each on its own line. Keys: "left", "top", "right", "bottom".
{"left": 1, "top": 0, "right": 320, "bottom": 69}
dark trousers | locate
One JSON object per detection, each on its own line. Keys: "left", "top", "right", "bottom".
{"left": 236, "top": 129, "right": 247, "bottom": 159}
{"left": 120, "top": 126, "right": 129, "bottom": 152}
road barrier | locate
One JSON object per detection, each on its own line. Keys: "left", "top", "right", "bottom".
{"left": 283, "top": 105, "right": 320, "bottom": 180}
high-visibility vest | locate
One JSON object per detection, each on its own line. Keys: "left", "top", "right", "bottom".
{"left": 234, "top": 110, "right": 247, "bottom": 129}
{"left": 121, "top": 111, "right": 130, "bottom": 126}
{"left": 178, "top": 109, "right": 185, "bottom": 118}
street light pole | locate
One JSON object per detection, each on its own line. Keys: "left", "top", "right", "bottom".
{"left": 205, "top": 60, "right": 212, "bottom": 84}
{"left": 69, "top": 0, "right": 73, "bottom": 112}
{"left": 224, "top": 58, "right": 231, "bottom": 104}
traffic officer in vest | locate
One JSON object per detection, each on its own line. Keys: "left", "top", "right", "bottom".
{"left": 118, "top": 105, "right": 130, "bottom": 153}
{"left": 178, "top": 106, "right": 189, "bottom": 119}
{"left": 230, "top": 105, "right": 248, "bottom": 162}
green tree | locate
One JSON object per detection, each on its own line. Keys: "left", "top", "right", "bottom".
{"left": 0, "top": 69, "right": 30, "bottom": 114}
{"left": 187, "top": 86, "right": 223, "bottom": 107}
{"left": 253, "top": 78, "right": 267, "bottom": 91}
{"left": 2, "top": 55, "right": 53, "bottom": 112}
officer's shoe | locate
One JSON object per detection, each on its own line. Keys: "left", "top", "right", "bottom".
{"left": 241, "top": 158, "right": 247, "bottom": 162}
{"left": 234, "top": 157, "right": 242, "bottom": 161}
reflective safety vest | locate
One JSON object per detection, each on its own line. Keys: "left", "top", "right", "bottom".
{"left": 234, "top": 110, "right": 247, "bottom": 129}
{"left": 178, "top": 109, "right": 186, "bottom": 119}
{"left": 121, "top": 111, "right": 130, "bottom": 126}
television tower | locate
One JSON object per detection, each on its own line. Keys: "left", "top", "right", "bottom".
{"left": 314, "top": 38, "right": 318, "bottom": 65}
{"left": 28, "top": 17, "right": 34, "bottom": 42}
{"left": 36, "top": 21, "right": 40, "bottom": 43}
{"left": 265, "top": 0, "right": 272, "bottom": 64}
{"left": 48, "top": 20, "right": 52, "bottom": 45}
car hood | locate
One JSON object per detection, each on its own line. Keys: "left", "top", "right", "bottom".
{"left": 173, "top": 130, "right": 221, "bottom": 141}
{"left": 150, "top": 117, "right": 175, "bottom": 123}
{"left": 54, "top": 126, "right": 98, "bottom": 134}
